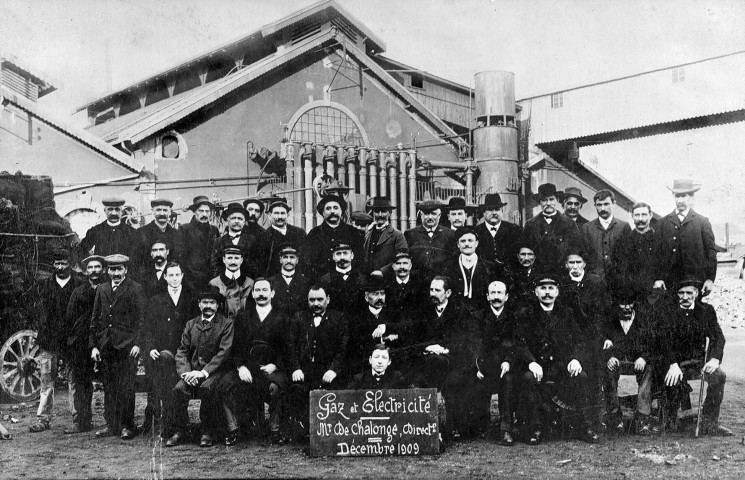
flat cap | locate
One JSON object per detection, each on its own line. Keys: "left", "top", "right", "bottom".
{"left": 331, "top": 242, "right": 353, "bottom": 253}
{"left": 393, "top": 248, "right": 411, "bottom": 260}
{"left": 104, "top": 254, "right": 129, "bottom": 266}
{"left": 222, "top": 245, "right": 245, "bottom": 256}
{"left": 350, "top": 211, "right": 373, "bottom": 226}
{"left": 532, "top": 273, "right": 559, "bottom": 287}
{"left": 102, "top": 197, "right": 125, "bottom": 207}
{"left": 150, "top": 198, "right": 173, "bottom": 208}
{"left": 278, "top": 242, "right": 298, "bottom": 256}
{"left": 417, "top": 200, "right": 443, "bottom": 213}
{"left": 268, "top": 198, "right": 291, "bottom": 213}
{"left": 81, "top": 254, "right": 106, "bottom": 267}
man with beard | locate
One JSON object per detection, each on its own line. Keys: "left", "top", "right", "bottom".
{"left": 180, "top": 196, "right": 220, "bottom": 292}
{"left": 512, "top": 241, "right": 540, "bottom": 308}
{"left": 90, "top": 254, "right": 147, "bottom": 440}
{"left": 221, "top": 278, "right": 289, "bottom": 445}
{"left": 300, "top": 195, "right": 363, "bottom": 280}
{"left": 242, "top": 197, "right": 273, "bottom": 276}
{"left": 445, "top": 227, "right": 504, "bottom": 312}
{"left": 141, "top": 262, "right": 197, "bottom": 436}
{"left": 445, "top": 197, "right": 473, "bottom": 230}
{"left": 209, "top": 245, "right": 254, "bottom": 320}
{"left": 580, "top": 190, "right": 629, "bottom": 282}
{"left": 404, "top": 200, "right": 456, "bottom": 282}
{"left": 474, "top": 194, "right": 522, "bottom": 270}
{"left": 318, "top": 242, "right": 365, "bottom": 315}
{"left": 139, "top": 199, "right": 180, "bottom": 271}
{"left": 523, "top": 183, "right": 580, "bottom": 273}
{"left": 364, "top": 197, "right": 408, "bottom": 272}
{"left": 62, "top": 255, "right": 106, "bottom": 434}
{"left": 561, "top": 187, "right": 589, "bottom": 225}
{"left": 381, "top": 249, "right": 428, "bottom": 317}
{"left": 30, "top": 249, "right": 84, "bottom": 433}
{"left": 513, "top": 275, "right": 599, "bottom": 445}
{"left": 657, "top": 277, "right": 731, "bottom": 436}
{"left": 141, "top": 239, "right": 170, "bottom": 298}
{"left": 268, "top": 243, "right": 311, "bottom": 316}
{"left": 211, "top": 202, "right": 269, "bottom": 280}
{"left": 79, "top": 198, "right": 142, "bottom": 274}
{"left": 168, "top": 288, "right": 234, "bottom": 448}
{"left": 265, "top": 199, "right": 306, "bottom": 278}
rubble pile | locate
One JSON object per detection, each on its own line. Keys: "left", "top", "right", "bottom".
{"left": 704, "top": 277, "right": 745, "bottom": 328}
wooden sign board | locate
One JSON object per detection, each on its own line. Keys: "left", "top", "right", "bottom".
{"left": 309, "top": 388, "right": 439, "bottom": 457}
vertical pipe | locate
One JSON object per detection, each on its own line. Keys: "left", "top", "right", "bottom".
{"left": 408, "top": 150, "right": 417, "bottom": 230}
{"left": 303, "top": 143, "right": 314, "bottom": 230}
{"left": 388, "top": 152, "right": 398, "bottom": 228}
{"left": 359, "top": 147, "right": 368, "bottom": 197}
{"left": 465, "top": 161, "right": 474, "bottom": 223}
{"left": 398, "top": 147, "right": 408, "bottom": 231}
{"left": 337, "top": 146, "right": 347, "bottom": 187}
{"left": 369, "top": 148, "right": 378, "bottom": 197}
{"left": 346, "top": 147, "right": 358, "bottom": 194}
{"left": 325, "top": 145, "right": 336, "bottom": 179}
{"left": 289, "top": 143, "right": 302, "bottom": 227}
{"left": 379, "top": 150, "right": 388, "bottom": 198}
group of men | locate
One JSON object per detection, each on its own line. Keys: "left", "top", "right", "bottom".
{"left": 31, "top": 177, "right": 730, "bottom": 449}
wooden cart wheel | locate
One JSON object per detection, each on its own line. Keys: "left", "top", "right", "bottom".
{"left": 1, "top": 330, "right": 41, "bottom": 402}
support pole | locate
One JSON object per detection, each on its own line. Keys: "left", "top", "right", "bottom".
{"left": 346, "top": 147, "right": 358, "bottom": 194}
{"left": 408, "top": 150, "right": 417, "bottom": 230}
{"left": 325, "top": 145, "right": 336, "bottom": 179}
{"left": 359, "top": 147, "right": 368, "bottom": 197}
{"left": 337, "top": 146, "right": 347, "bottom": 186}
{"left": 388, "top": 152, "right": 398, "bottom": 227}
{"left": 379, "top": 150, "right": 388, "bottom": 198}
{"left": 398, "top": 147, "right": 408, "bottom": 231}
{"left": 303, "top": 143, "right": 314, "bottom": 230}
{"left": 369, "top": 148, "right": 379, "bottom": 197}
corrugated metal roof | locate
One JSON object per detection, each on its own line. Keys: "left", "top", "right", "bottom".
{"left": 1, "top": 53, "right": 58, "bottom": 97}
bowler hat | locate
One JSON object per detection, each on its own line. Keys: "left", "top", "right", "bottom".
{"left": 561, "top": 187, "right": 588, "bottom": 204}
{"left": 667, "top": 179, "right": 701, "bottom": 194}
{"left": 366, "top": 196, "right": 395, "bottom": 212}
{"left": 316, "top": 195, "right": 347, "bottom": 215}
{"left": 104, "top": 254, "right": 129, "bottom": 266}
{"left": 479, "top": 193, "right": 508, "bottom": 210}
{"left": 676, "top": 274, "right": 703, "bottom": 291}
{"left": 150, "top": 198, "right": 173, "bottom": 208}
{"left": 242, "top": 198, "right": 265, "bottom": 215}
{"left": 221, "top": 202, "right": 249, "bottom": 221}
{"left": 535, "top": 183, "right": 559, "bottom": 200}
{"left": 188, "top": 195, "right": 216, "bottom": 212}
{"left": 417, "top": 199, "right": 443, "bottom": 213}
{"left": 197, "top": 286, "right": 224, "bottom": 303}
{"left": 267, "top": 198, "right": 291, "bottom": 213}
{"left": 102, "top": 197, "right": 125, "bottom": 207}
{"left": 361, "top": 274, "right": 388, "bottom": 292}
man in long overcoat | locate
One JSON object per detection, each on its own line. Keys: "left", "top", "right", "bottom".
{"left": 179, "top": 196, "right": 220, "bottom": 292}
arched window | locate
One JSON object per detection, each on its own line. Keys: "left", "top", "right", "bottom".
{"left": 288, "top": 101, "right": 368, "bottom": 146}
{"left": 158, "top": 130, "right": 187, "bottom": 160}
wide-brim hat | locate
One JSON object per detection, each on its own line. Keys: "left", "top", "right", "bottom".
{"left": 82, "top": 254, "right": 106, "bottom": 267}
{"left": 479, "top": 193, "right": 508, "bottom": 210}
{"left": 242, "top": 198, "right": 265, "bottom": 216}
{"left": 416, "top": 199, "right": 443, "bottom": 213}
{"left": 366, "top": 196, "right": 395, "bottom": 212}
{"left": 189, "top": 195, "right": 216, "bottom": 212}
{"left": 560, "top": 187, "right": 588, "bottom": 204}
{"left": 221, "top": 202, "right": 249, "bottom": 220}
{"left": 667, "top": 179, "right": 701, "bottom": 194}
{"left": 676, "top": 274, "right": 703, "bottom": 291}
{"left": 534, "top": 183, "right": 560, "bottom": 201}
{"left": 267, "top": 198, "right": 291, "bottom": 214}
{"left": 316, "top": 195, "right": 347, "bottom": 215}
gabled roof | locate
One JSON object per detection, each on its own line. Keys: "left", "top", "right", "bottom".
{"left": 1, "top": 53, "right": 58, "bottom": 98}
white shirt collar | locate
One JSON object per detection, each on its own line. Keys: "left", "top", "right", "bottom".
{"left": 570, "top": 272, "right": 585, "bottom": 283}
{"left": 488, "top": 221, "right": 501, "bottom": 233}
{"left": 272, "top": 225, "right": 287, "bottom": 235}
{"left": 224, "top": 269, "right": 240, "bottom": 280}
{"left": 599, "top": 216, "right": 614, "bottom": 229}
{"left": 336, "top": 266, "right": 352, "bottom": 275}
{"left": 396, "top": 275, "right": 410, "bottom": 285}
{"left": 106, "top": 220, "right": 121, "bottom": 227}
{"left": 375, "top": 222, "right": 389, "bottom": 230}
{"left": 436, "top": 299, "right": 448, "bottom": 315}
{"left": 56, "top": 276, "right": 71, "bottom": 288}
{"left": 460, "top": 253, "right": 478, "bottom": 268}
{"left": 539, "top": 303, "right": 554, "bottom": 312}
{"left": 256, "top": 304, "right": 272, "bottom": 320}
{"left": 202, "top": 313, "right": 215, "bottom": 322}
{"left": 490, "top": 305, "right": 504, "bottom": 317}
{"left": 369, "top": 305, "right": 382, "bottom": 316}
{"left": 677, "top": 208, "right": 690, "bottom": 220}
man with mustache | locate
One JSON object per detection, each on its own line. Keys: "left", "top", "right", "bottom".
{"left": 141, "top": 239, "right": 170, "bottom": 299}
{"left": 474, "top": 194, "right": 522, "bottom": 270}
{"left": 168, "top": 288, "right": 234, "bottom": 447}
{"left": 211, "top": 202, "right": 270, "bottom": 279}
{"left": 139, "top": 198, "right": 181, "bottom": 272}
{"left": 268, "top": 243, "right": 311, "bottom": 316}
{"left": 364, "top": 197, "right": 408, "bottom": 272}
{"left": 78, "top": 197, "right": 142, "bottom": 274}
{"left": 90, "top": 254, "right": 147, "bottom": 440}
{"left": 221, "top": 278, "right": 290, "bottom": 445}
{"left": 580, "top": 190, "right": 629, "bottom": 282}
{"left": 209, "top": 245, "right": 254, "bottom": 320}
{"left": 404, "top": 200, "right": 457, "bottom": 282}
{"left": 511, "top": 240, "right": 540, "bottom": 308}
{"left": 381, "top": 248, "right": 428, "bottom": 317}
{"left": 180, "top": 196, "right": 220, "bottom": 292}
{"left": 29, "top": 249, "right": 84, "bottom": 433}
{"left": 513, "top": 275, "right": 599, "bottom": 445}
{"left": 657, "top": 277, "right": 730, "bottom": 436}
{"left": 561, "top": 187, "right": 589, "bottom": 225}
{"left": 62, "top": 254, "right": 106, "bottom": 434}
{"left": 523, "top": 183, "right": 580, "bottom": 273}
{"left": 318, "top": 242, "right": 365, "bottom": 315}
{"left": 300, "top": 195, "right": 363, "bottom": 280}
{"left": 265, "top": 199, "right": 306, "bottom": 278}
{"left": 445, "top": 197, "right": 473, "bottom": 230}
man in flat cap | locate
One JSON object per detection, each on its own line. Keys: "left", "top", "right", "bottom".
{"left": 656, "top": 179, "right": 717, "bottom": 296}
{"left": 319, "top": 242, "right": 365, "bottom": 315}
{"left": 349, "top": 211, "right": 374, "bottom": 232}
{"left": 404, "top": 200, "right": 456, "bottom": 282}
{"left": 580, "top": 190, "right": 629, "bottom": 283}
{"left": 364, "top": 197, "right": 408, "bottom": 273}
{"left": 209, "top": 245, "right": 254, "bottom": 320}
{"left": 139, "top": 198, "right": 180, "bottom": 272}
{"left": 561, "top": 187, "right": 589, "bottom": 225}
{"left": 29, "top": 249, "right": 84, "bottom": 433}
{"left": 180, "top": 196, "right": 220, "bottom": 292}
{"left": 445, "top": 197, "right": 474, "bottom": 230}
{"left": 300, "top": 195, "right": 364, "bottom": 280}
{"left": 268, "top": 243, "right": 311, "bottom": 317}
{"left": 62, "top": 254, "right": 106, "bottom": 434}
{"left": 265, "top": 199, "right": 306, "bottom": 278}
{"left": 90, "top": 254, "right": 147, "bottom": 440}
{"left": 474, "top": 193, "right": 523, "bottom": 270}
{"left": 79, "top": 197, "right": 143, "bottom": 273}
{"left": 211, "top": 202, "right": 270, "bottom": 280}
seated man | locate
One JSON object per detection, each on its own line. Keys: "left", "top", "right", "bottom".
{"left": 602, "top": 288, "right": 654, "bottom": 434}
{"left": 347, "top": 344, "right": 406, "bottom": 390}
{"left": 166, "top": 288, "right": 234, "bottom": 448}
{"left": 658, "top": 276, "right": 731, "bottom": 436}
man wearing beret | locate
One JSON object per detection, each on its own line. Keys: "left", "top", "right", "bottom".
{"left": 63, "top": 254, "right": 106, "bottom": 434}
{"left": 78, "top": 197, "right": 143, "bottom": 272}
{"left": 404, "top": 200, "right": 457, "bottom": 282}
{"left": 364, "top": 197, "right": 408, "bottom": 273}
{"left": 139, "top": 198, "right": 181, "bottom": 272}
{"left": 268, "top": 243, "right": 311, "bottom": 317}
{"left": 300, "top": 195, "right": 364, "bottom": 280}
{"left": 30, "top": 249, "right": 84, "bottom": 433}
{"left": 474, "top": 193, "right": 522, "bottom": 270}
{"left": 209, "top": 245, "right": 254, "bottom": 320}
{"left": 265, "top": 199, "right": 306, "bottom": 278}
{"left": 561, "top": 187, "right": 589, "bottom": 225}
{"left": 211, "top": 202, "right": 270, "bottom": 280}
{"left": 90, "top": 254, "right": 147, "bottom": 440}
{"left": 180, "top": 196, "right": 220, "bottom": 292}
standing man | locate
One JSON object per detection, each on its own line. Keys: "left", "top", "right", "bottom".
{"left": 445, "top": 227, "right": 501, "bottom": 312}
{"left": 381, "top": 249, "right": 428, "bottom": 318}
{"left": 141, "top": 239, "right": 170, "bottom": 298}
{"left": 63, "top": 255, "right": 106, "bottom": 434}
{"left": 364, "top": 197, "right": 408, "bottom": 272}
{"left": 300, "top": 195, "right": 364, "bottom": 280}
{"left": 180, "top": 195, "right": 220, "bottom": 292}
{"left": 349, "top": 211, "right": 374, "bottom": 232}
{"left": 242, "top": 197, "right": 276, "bottom": 277}
{"left": 657, "top": 179, "right": 717, "bottom": 295}
{"left": 268, "top": 243, "right": 311, "bottom": 316}
{"left": 30, "top": 249, "right": 84, "bottom": 433}
{"left": 265, "top": 199, "right": 306, "bottom": 278}
{"left": 580, "top": 190, "right": 629, "bottom": 281}
{"left": 211, "top": 202, "right": 268, "bottom": 280}
{"left": 404, "top": 200, "right": 456, "bottom": 282}
{"left": 474, "top": 193, "right": 522, "bottom": 269}
{"left": 89, "top": 254, "right": 147, "bottom": 440}
{"left": 209, "top": 245, "right": 254, "bottom": 319}
{"left": 561, "top": 187, "right": 589, "bottom": 225}
{"left": 512, "top": 240, "right": 540, "bottom": 308}
{"left": 445, "top": 197, "right": 473, "bottom": 230}
{"left": 78, "top": 197, "right": 142, "bottom": 271}
{"left": 613, "top": 202, "right": 665, "bottom": 300}
{"left": 138, "top": 199, "right": 180, "bottom": 269}
{"left": 318, "top": 242, "right": 365, "bottom": 315}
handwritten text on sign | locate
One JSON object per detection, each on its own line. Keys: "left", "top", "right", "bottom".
{"left": 309, "top": 388, "right": 439, "bottom": 456}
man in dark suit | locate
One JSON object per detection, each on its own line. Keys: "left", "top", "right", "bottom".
{"left": 657, "top": 277, "right": 731, "bottom": 436}
{"left": 138, "top": 198, "right": 181, "bottom": 271}
{"left": 561, "top": 187, "right": 590, "bottom": 226}
{"left": 444, "top": 197, "right": 475, "bottom": 230}
{"left": 523, "top": 183, "right": 581, "bottom": 273}
{"left": 300, "top": 195, "right": 364, "bottom": 281}
{"left": 404, "top": 200, "right": 456, "bottom": 282}
{"left": 209, "top": 245, "right": 254, "bottom": 320}
{"left": 513, "top": 275, "right": 599, "bottom": 445}
{"left": 167, "top": 288, "right": 234, "bottom": 448}
{"left": 265, "top": 199, "right": 306, "bottom": 278}
{"left": 89, "top": 254, "right": 147, "bottom": 440}
{"left": 180, "top": 196, "right": 220, "bottom": 292}
{"left": 364, "top": 196, "right": 408, "bottom": 273}
{"left": 211, "top": 202, "right": 270, "bottom": 280}
{"left": 268, "top": 243, "right": 311, "bottom": 316}
{"left": 511, "top": 240, "right": 540, "bottom": 309}
{"left": 141, "top": 261, "right": 197, "bottom": 436}
{"left": 580, "top": 190, "right": 629, "bottom": 282}
{"left": 657, "top": 179, "right": 718, "bottom": 295}
{"left": 141, "top": 239, "right": 170, "bottom": 299}
{"left": 347, "top": 344, "right": 406, "bottom": 390}
{"left": 381, "top": 249, "right": 428, "bottom": 318}
{"left": 318, "top": 242, "right": 365, "bottom": 315}
{"left": 78, "top": 197, "right": 142, "bottom": 275}
{"left": 445, "top": 226, "right": 503, "bottom": 313}
{"left": 474, "top": 193, "right": 522, "bottom": 270}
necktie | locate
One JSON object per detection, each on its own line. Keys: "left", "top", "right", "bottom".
{"left": 427, "top": 230, "right": 434, "bottom": 238}
{"left": 678, "top": 214, "right": 685, "bottom": 223}
{"left": 343, "top": 274, "right": 349, "bottom": 281}
{"left": 156, "top": 269, "right": 163, "bottom": 280}
{"left": 436, "top": 307, "right": 444, "bottom": 316}
{"left": 313, "top": 316, "right": 322, "bottom": 327}
{"left": 490, "top": 227, "right": 497, "bottom": 235}
{"left": 202, "top": 319, "right": 209, "bottom": 327}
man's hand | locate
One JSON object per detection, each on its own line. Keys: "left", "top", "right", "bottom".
{"left": 91, "top": 348, "right": 101, "bottom": 362}
{"left": 181, "top": 370, "right": 205, "bottom": 387}
{"left": 528, "top": 362, "right": 543, "bottom": 382}
{"left": 322, "top": 370, "right": 337, "bottom": 384}
{"left": 129, "top": 345, "right": 140, "bottom": 358}
{"left": 665, "top": 363, "right": 683, "bottom": 386}
{"left": 703, "top": 357, "right": 720, "bottom": 374}
{"left": 500, "top": 362, "right": 510, "bottom": 378}
{"left": 476, "top": 370, "right": 484, "bottom": 380}
{"left": 149, "top": 349, "right": 160, "bottom": 360}
{"left": 383, "top": 334, "right": 399, "bottom": 343}
{"left": 653, "top": 280, "right": 666, "bottom": 291}
{"left": 372, "top": 324, "right": 386, "bottom": 338}
{"left": 603, "top": 340, "right": 613, "bottom": 350}
{"left": 238, "top": 365, "right": 253, "bottom": 383}
{"left": 567, "top": 359, "right": 582, "bottom": 377}
{"left": 292, "top": 369, "right": 304, "bottom": 382}
{"left": 607, "top": 357, "right": 620, "bottom": 371}
{"left": 260, "top": 363, "right": 277, "bottom": 375}
{"left": 702, "top": 279, "right": 714, "bottom": 297}
{"left": 425, "top": 344, "right": 446, "bottom": 355}
{"left": 635, "top": 357, "right": 646, "bottom": 372}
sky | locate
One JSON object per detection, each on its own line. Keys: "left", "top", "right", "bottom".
{"left": 2, "top": 0, "right": 744, "bottom": 240}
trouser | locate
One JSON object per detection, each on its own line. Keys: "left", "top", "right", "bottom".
{"left": 478, "top": 353, "right": 515, "bottom": 432}
{"left": 100, "top": 346, "right": 137, "bottom": 433}
{"left": 143, "top": 351, "right": 179, "bottom": 430}
{"left": 520, "top": 363, "right": 593, "bottom": 431}
{"left": 286, "top": 367, "right": 344, "bottom": 436}
{"left": 221, "top": 368, "right": 288, "bottom": 433}
{"left": 67, "top": 357, "right": 94, "bottom": 429}
{"left": 604, "top": 360, "right": 653, "bottom": 417}
{"left": 169, "top": 372, "right": 228, "bottom": 436}
{"left": 662, "top": 361, "right": 726, "bottom": 425}
{"left": 36, "top": 350, "right": 58, "bottom": 423}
